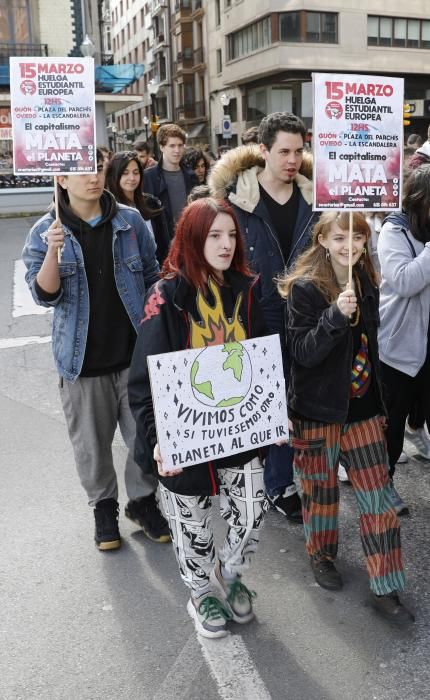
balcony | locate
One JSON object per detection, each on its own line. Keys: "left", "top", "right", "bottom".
{"left": 153, "top": 33, "right": 168, "bottom": 53}
{"left": 193, "top": 46, "right": 205, "bottom": 68}
{"left": 191, "top": 0, "right": 204, "bottom": 18}
{"left": 0, "top": 42, "right": 48, "bottom": 65}
{"left": 175, "top": 100, "right": 206, "bottom": 122}
{"left": 171, "top": 0, "right": 192, "bottom": 26}
{"left": 151, "top": 0, "right": 168, "bottom": 17}
{"left": 101, "top": 52, "right": 114, "bottom": 66}
{"left": 173, "top": 49, "right": 193, "bottom": 75}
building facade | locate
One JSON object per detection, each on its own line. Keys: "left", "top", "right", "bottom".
{"left": 110, "top": 0, "right": 209, "bottom": 148}
{"left": 207, "top": 0, "right": 430, "bottom": 149}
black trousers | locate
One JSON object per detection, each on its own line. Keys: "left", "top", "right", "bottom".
{"left": 381, "top": 360, "right": 430, "bottom": 476}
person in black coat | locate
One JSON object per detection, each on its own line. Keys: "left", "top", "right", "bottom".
{"left": 105, "top": 150, "right": 170, "bottom": 266}
{"left": 277, "top": 210, "right": 413, "bottom": 626}
{"left": 128, "top": 198, "right": 274, "bottom": 639}
{"left": 143, "top": 124, "right": 198, "bottom": 260}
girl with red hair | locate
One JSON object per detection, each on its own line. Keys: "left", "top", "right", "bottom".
{"left": 129, "top": 198, "right": 272, "bottom": 638}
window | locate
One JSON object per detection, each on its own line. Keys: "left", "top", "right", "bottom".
{"left": 368, "top": 16, "right": 430, "bottom": 49}
{"left": 279, "top": 11, "right": 338, "bottom": 43}
{"left": 229, "top": 97, "right": 237, "bottom": 121}
{"left": 0, "top": 0, "right": 32, "bottom": 43}
{"left": 216, "top": 48, "right": 222, "bottom": 73}
{"left": 228, "top": 16, "right": 272, "bottom": 60}
{"left": 245, "top": 86, "right": 292, "bottom": 121}
{"left": 215, "top": 0, "right": 220, "bottom": 26}
{"left": 246, "top": 88, "right": 267, "bottom": 122}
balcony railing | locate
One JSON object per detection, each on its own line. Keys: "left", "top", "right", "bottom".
{"left": 175, "top": 100, "right": 206, "bottom": 121}
{"left": 0, "top": 42, "right": 48, "bottom": 65}
{"left": 193, "top": 46, "right": 204, "bottom": 65}
{"left": 101, "top": 53, "right": 114, "bottom": 65}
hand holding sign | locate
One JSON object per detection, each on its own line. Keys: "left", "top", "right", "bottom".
{"left": 153, "top": 443, "right": 183, "bottom": 477}
{"left": 337, "top": 288, "right": 357, "bottom": 317}
{"left": 45, "top": 218, "right": 65, "bottom": 256}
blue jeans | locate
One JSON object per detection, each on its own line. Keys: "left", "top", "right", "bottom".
{"left": 263, "top": 442, "right": 294, "bottom": 498}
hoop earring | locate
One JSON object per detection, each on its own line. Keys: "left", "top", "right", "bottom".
{"left": 325, "top": 249, "right": 330, "bottom": 260}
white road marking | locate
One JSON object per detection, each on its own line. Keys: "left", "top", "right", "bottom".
{"left": 0, "top": 335, "right": 51, "bottom": 349}
{"left": 152, "top": 634, "right": 203, "bottom": 700}
{"left": 13, "top": 259, "right": 51, "bottom": 317}
{"left": 198, "top": 633, "right": 271, "bottom": 700}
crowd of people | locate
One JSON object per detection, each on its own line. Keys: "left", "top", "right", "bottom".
{"left": 22, "top": 110, "right": 430, "bottom": 639}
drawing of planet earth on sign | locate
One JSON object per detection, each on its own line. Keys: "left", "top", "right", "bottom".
{"left": 190, "top": 342, "right": 252, "bottom": 407}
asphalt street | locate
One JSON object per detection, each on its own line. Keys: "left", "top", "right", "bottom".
{"left": 1, "top": 215, "right": 430, "bottom": 700}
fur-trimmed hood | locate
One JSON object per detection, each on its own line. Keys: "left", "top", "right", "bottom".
{"left": 208, "top": 144, "right": 313, "bottom": 213}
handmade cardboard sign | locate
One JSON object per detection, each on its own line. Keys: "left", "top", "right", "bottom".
{"left": 148, "top": 334, "right": 288, "bottom": 471}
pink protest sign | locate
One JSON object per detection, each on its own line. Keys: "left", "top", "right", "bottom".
{"left": 313, "top": 73, "right": 404, "bottom": 211}
{"left": 9, "top": 57, "right": 96, "bottom": 175}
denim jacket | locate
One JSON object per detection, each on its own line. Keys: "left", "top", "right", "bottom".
{"left": 22, "top": 203, "right": 160, "bottom": 382}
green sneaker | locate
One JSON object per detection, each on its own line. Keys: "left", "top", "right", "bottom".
{"left": 187, "top": 594, "right": 232, "bottom": 638}
{"left": 210, "top": 561, "right": 256, "bottom": 624}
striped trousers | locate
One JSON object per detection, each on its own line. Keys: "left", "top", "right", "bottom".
{"left": 292, "top": 415, "right": 405, "bottom": 595}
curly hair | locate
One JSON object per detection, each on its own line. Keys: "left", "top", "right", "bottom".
{"left": 156, "top": 123, "right": 187, "bottom": 146}
{"left": 258, "top": 112, "right": 307, "bottom": 150}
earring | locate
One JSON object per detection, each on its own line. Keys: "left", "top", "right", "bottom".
{"left": 325, "top": 249, "right": 330, "bottom": 260}
{"left": 359, "top": 247, "right": 367, "bottom": 268}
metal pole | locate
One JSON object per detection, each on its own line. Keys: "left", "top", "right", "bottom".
{"left": 151, "top": 94, "right": 159, "bottom": 160}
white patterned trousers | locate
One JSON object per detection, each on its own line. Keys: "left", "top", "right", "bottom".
{"left": 159, "top": 458, "right": 269, "bottom": 596}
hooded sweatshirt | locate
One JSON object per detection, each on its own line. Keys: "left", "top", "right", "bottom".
{"left": 36, "top": 191, "right": 136, "bottom": 376}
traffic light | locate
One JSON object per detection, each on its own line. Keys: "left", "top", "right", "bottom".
{"left": 151, "top": 118, "right": 159, "bottom": 135}
{"left": 403, "top": 103, "right": 411, "bottom": 126}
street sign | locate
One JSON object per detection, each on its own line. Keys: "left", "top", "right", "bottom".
{"left": 222, "top": 114, "right": 232, "bottom": 139}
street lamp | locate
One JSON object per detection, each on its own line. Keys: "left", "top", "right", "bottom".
{"left": 80, "top": 34, "right": 96, "bottom": 58}
{"left": 220, "top": 93, "right": 231, "bottom": 110}
{"left": 149, "top": 78, "right": 160, "bottom": 159}
{"left": 143, "top": 115, "right": 150, "bottom": 142}
{"left": 110, "top": 122, "right": 117, "bottom": 151}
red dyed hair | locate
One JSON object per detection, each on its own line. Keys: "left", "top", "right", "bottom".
{"left": 161, "top": 198, "right": 252, "bottom": 289}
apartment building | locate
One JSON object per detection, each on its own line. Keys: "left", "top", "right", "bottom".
{"left": 110, "top": 0, "right": 175, "bottom": 145}
{"left": 207, "top": 0, "right": 430, "bottom": 149}
{"left": 110, "top": 0, "right": 209, "bottom": 147}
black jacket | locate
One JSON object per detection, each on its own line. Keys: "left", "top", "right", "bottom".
{"left": 287, "top": 273, "right": 386, "bottom": 424}
{"left": 208, "top": 146, "right": 318, "bottom": 373}
{"left": 128, "top": 270, "right": 268, "bottom": 496}
{"left": 143, "top": 159, "right": 198, "bottom": 259}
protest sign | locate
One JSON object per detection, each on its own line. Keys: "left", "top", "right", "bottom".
{"left": 147, "top": 334, "right": 288, "bottom": 472}
{"left": 9, "top": 57, "right": 96, "bottom": 175}
{"left": 313, "top": 73, "right": 404, "bottom": 211}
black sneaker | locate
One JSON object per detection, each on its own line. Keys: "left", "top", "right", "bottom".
{"left": 370, "top": 591, "right": 415, "bottom": 626}
{"left": 267, "top": 485, "right": 303, "bottom": 523}
{"left": 125, "top": 493, "right": 171, "bottom": 543}
{"left": 310, "top": 557, "right": 343, "bottom": 590}
{"left": 94, "top": 498, "right": 121, "bottom": 551}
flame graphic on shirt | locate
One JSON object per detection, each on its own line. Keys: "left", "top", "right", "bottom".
{"left": 190, "top": 278, "right": 246, "bottom": 348}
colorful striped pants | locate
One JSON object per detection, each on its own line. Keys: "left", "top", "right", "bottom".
{"left": 292, "top": 415, "right": 405, "bottom": 595}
